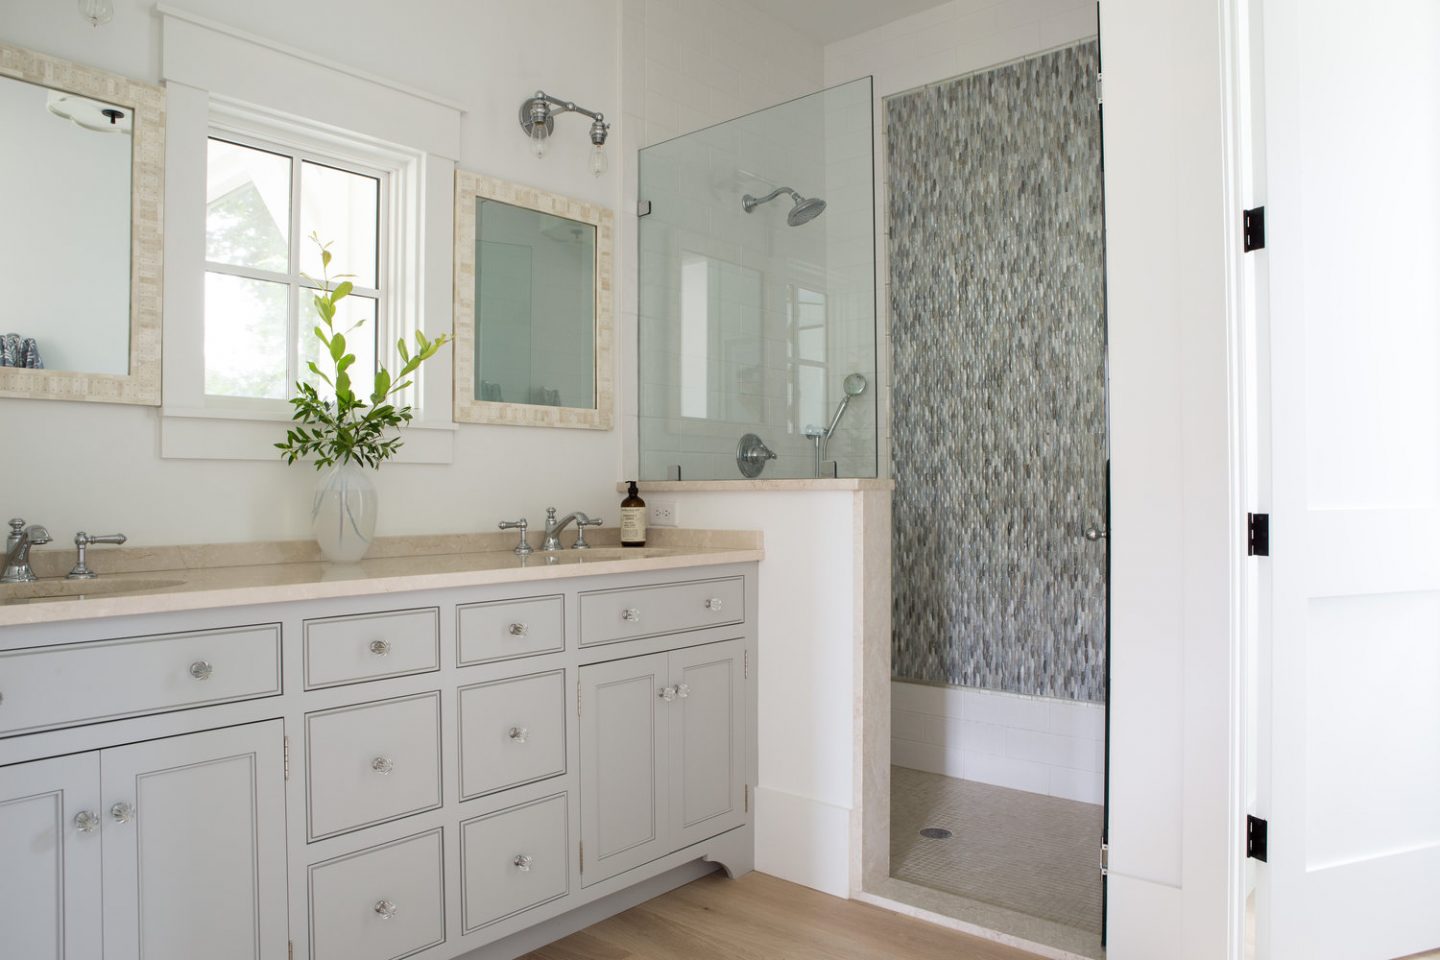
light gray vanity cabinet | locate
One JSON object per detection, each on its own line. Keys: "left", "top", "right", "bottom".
{"left": 578, "top": 638, "right": 746, "bottom": 886}
{"left": 0, "top": 721, "right": 288, "bottom": 960}
{"left": 0, "top": 752, "right": 102, "bottom": 959}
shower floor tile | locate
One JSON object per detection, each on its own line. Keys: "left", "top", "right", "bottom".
{"left": 891, "top": 766, "right": 1105, "bottom": 937}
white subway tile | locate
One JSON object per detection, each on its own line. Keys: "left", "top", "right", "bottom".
{"left": 891, "top": 707, "right": 929, "bottom": 743}
{"left": 892, "top": 739, "right": 963, "bottom": 778}
{"left": 961, "top": 750, "right": 1050, "bottom": 795}
{"left": 1049, "top": 698, "right": 1106, "bottom": 740}
{"left": 1049, "top": 766, "right": 1105, "bottom": 806}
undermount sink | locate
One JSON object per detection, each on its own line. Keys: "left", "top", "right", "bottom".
{"left": 0, "top": 577, "right": 187, "bottom": 605}
{"left": 536, "top": 547, "right": 679, "bottom": 562}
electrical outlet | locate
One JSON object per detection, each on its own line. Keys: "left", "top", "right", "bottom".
{"left": 648, "top": 498, "right": 679, "bottom": 527}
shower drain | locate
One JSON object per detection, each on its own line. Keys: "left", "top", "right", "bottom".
{"left": 919, "top": 827, "right": 953, "bottom": 840}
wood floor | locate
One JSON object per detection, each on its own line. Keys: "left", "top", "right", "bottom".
{"left": 519, "top": 871, "right": 1040, "bottom": 960}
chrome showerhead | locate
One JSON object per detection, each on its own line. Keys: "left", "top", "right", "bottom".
{"left": 741, "top": 186, "right": 826, "bottom": 226}
{"left": 787, "top": 195, "right": 827, "bottom": 226}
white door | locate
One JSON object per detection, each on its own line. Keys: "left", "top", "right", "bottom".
{"left": 0, "top": 752, "right": 103, "bottom": 959}
{"left": 100, "top": 721, "right": 289, "bottom": 960}
{"left": 667, "top": 639, "right": 746, "bottom": 850}
{"left": 1258, "top": 1, "right": 1440, "bottom": 957}
{"left": 579, "top": 652, "right": 670, "bottom": 886}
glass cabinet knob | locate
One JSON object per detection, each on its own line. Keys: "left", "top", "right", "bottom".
{"left": 74, "top": 810, "right": 100, "bottom": 833}
{"left": 705, "top": 597, "right": 723, "bottom": 611}
{"left": 513, "top": 854, "right": 533, "bottom": 872}
{"left": 373, "top": 899, "right": 398, "bottom": 920}
{"left": 369, "top": 639, "right": 392, "bottom": 656}
{"left": 508, "top": 622, "right": 528, "bottom": 637}
{"left": 371, "top": 756, "right": 395, "bottom": 775}
{"left": 658, "top": 685, "right": 676, "bottom": 702}
{"left": 110, "top": 801, "right": 134, "bottom": 824}
{"left": 508, "top": 726, "right": 529, "bottom": 743}
{"left": 189, "top": 660, "right": 213, "bottom": 681}
{"left": 621, "top": 607, "right": 641, "bottom": 623}
{"left": 675, "top": 683, "right": 691, "bottom": 699}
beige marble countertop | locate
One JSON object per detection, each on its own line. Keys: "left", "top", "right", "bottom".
{"left": 0, "top": 528, "right": 763, "bottom": 628}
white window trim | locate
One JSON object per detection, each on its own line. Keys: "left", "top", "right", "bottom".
{"left": 162, "top": 96, "right": 457, "bottom": 462}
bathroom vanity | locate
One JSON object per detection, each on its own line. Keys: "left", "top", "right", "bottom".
{"left": 0, "top": 540, "right": 760, "bottom": 960}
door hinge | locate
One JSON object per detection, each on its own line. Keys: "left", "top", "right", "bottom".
{"left": 288, "top": 940, "right": 294, "bottom": 960}
{"left": 577, "top": 679, "right": 582, "bottom": 718}
{"left": 1247, "top": 815, "right": 1269, "bottom": 862}
{"left": 283, "top": 735, "right": 291, "bottom": 781}
{"left": 1247, "top": 512, "right": 1270, "bottom": 557}
{"left": 1100, "top": 842, "right": 1109, "bottom": 877}
{"left": 579, "top": 841, "right": 584, "bottom": 873}
{"left": 637, "top": 199, "right": 652, "bottom": 217}
{"left": 744, "top": 650, "right": 749, "bottom": 679}
{"left": 1243, "top": 206, "right": 1266, "bottom": 252}
{"left": 1096, "top": 71, "right": 1103, "bottom": 106}
{"left": 744, "top": 784, "right": 750, "bottom": 813}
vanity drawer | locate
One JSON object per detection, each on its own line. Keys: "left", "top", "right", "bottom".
{"left": 309, "top": 828, "right": 445, "bottom": 960}
{"left": 460, "top": 793, "right": 569, "bottom": 932}
{"left": 578, "top": 576, "right": 744, "bottom": 646}
{"left": 304, "top": 607, "right": 440, "bottom": 689}
{"left": 458, "top": 670, "right": 566, "bottom": 800}
{"left": 457, "top": 595, "right": 564, "bottom": 665}
{"left": 0, "top": 624, "right": 280, "bottom": 737}
{"left": 305, "top": 692, "right": 442, "bottom": 841}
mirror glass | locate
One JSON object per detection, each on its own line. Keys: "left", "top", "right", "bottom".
{"left": 475, "top": 198, "right": 596, "bottom": 409}
{"left": 0, "top": 72, "right": 132, "bottom": 375}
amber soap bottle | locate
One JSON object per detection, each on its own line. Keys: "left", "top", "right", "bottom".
{"left": 621, "top": 481, "right": 647, "bottom": 547}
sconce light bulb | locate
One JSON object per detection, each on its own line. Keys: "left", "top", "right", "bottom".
{"left": 589, "top": 143, "right": 608, "bottom": 177}
{"left": 78, "top": 0, "right": 114, "bottom": 26}
{"left": 531, "top": 132, "right": 548, "bottom": 160}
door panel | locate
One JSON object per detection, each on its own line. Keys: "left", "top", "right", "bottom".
{"left": 100, "top": 721, "right": 288, "bottom": 960}
{"left": 667, "top": 639, "right": 745, "bottom": 849}
{"left": 1260, "top": 0, "right": 1440, "bottom": 956}
{"left": 0, "top": 752, "right": 102, "bottom": 960}
{"left": 578, "top": 652, "right": 669, "bottom": 886}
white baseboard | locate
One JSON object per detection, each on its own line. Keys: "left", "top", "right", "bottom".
{"left": 754, "top": 785, "right": 853, "bottom": 898}
{"left": 891, "top": 680, "right": 1106, "bottom": 804}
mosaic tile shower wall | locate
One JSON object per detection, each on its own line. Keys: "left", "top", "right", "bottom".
{"left": 887, "top": 41, "right": 1107, "bottom": 703}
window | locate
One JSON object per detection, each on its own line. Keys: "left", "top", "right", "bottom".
{"left": 203, "top": 136, "right": 385, "bottom": 404}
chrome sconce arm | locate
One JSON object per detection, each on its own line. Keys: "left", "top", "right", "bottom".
{"left": 519, "top": 91, "right": 611, "bottom": 176}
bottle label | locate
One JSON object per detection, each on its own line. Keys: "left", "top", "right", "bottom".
{"left": 621, "top": 506, "right": 646, "bottom": 543}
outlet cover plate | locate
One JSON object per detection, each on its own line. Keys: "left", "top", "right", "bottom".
{"left": 649, "top": 498, "right": 679, "bottom": 527}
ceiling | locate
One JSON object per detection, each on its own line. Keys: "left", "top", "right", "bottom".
{"left": 751, "top": 0, "right": 955, "bottom": 46}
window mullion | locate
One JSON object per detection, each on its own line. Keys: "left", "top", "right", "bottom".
{"left": 287, "top": 153, "right": 304, "bottom": 398}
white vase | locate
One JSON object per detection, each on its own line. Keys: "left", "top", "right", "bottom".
{"left": 311, "top": 462, "right": 378, "bottom": 563}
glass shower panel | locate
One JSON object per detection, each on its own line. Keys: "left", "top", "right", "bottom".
{"left": 638, "top": 77, "right": 877, "bottom": 480}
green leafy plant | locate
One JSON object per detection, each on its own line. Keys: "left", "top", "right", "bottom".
{"left": 277, "top": 235, "right": 449, "bottom": 469}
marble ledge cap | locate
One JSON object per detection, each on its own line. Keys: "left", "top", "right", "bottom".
{"left": 617, "top": 478, "right": 895, "bottom": 493}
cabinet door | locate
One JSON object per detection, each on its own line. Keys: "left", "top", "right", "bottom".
{"left": 578, "top": 652, "right": 670, "bottom": 886}
{"left": 100, "top": 721, "right": 288, "bottom": 960}
{"left": 0, "top": 752, "right": 102, "bottom": 960}
{"left": 667, "top": 639, "right": 746, "bottom": 850}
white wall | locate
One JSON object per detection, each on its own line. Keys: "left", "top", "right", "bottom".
{"left": 1, "top": 0, "right": 623, "bottom": 545}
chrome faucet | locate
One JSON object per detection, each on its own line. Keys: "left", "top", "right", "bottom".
{"left": 3, "top": 518, "right": 53, "bottom": 583}
{"left": 540, "top": 507, "right": 604, "bottom": 551}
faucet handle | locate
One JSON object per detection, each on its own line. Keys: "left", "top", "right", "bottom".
{"left": 497, "top": 519, "right": 533, "bottom": 556}
{"left": 8, "top": 518, "right": 25, "bottom": 540}
{"left": 573, "top": 516, "right": 603, "bottom": 550}
{"left": 67, "top": 531, "right": 125, "bottom": 580}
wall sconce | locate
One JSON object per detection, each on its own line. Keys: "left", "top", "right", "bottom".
{"left": 518, "top": 91, "right": 610, "bottom": 177}
{"left": 77, "top": 0, "right": 114, "bottom": 27}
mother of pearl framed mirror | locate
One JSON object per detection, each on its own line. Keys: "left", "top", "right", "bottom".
{"left": 0, "top": 42, "right": 165, "bottom": 405}
{"left": 453, "top": 171, "right": 613, "bottom": 429}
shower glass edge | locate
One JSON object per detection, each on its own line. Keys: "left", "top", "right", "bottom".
{"left": 637, "top": 76, "right": 879, "bottom": 482}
